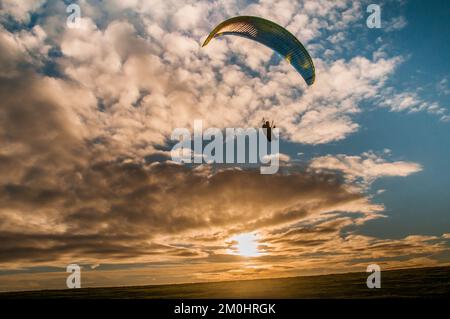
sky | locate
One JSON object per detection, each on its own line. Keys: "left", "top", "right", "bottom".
{"left": 0, "top": 0, "right": 449, "bottom": 292}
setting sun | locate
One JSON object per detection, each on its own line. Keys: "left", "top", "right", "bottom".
{"left": 230, "top": 233, "right": 261, "bottom": 257}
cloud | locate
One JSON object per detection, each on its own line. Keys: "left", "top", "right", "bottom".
{"left": 30, "top": 0, "right": 404, "bottom": 148}
{"left": 0, "top": 159, "right": 380, "bottom": 267}
{"left": 262, "top": 152, "right": 290, "bottom": 163}
{"left": 436, "top": 77, "right": 450, "bottom": 96}
{"left": 309, "top": 151, "right": 422, "bottom": 185}
{"left": 381, "top": 91, "right": 448, "bottom": 119}
{"left": 384, "top": 16, "right": 407, "bottom": 32}
{"left": 0, "top": 0, "right": 45, "bottom": 23}
{"left": 0, "top": 24, "right": 50, "bottom": 77}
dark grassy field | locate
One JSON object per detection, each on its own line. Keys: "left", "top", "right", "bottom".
{"left": 1, "top": 266, "right": 449, "bottom": 299}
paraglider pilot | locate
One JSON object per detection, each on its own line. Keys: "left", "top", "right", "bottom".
{"left": 262, "top": 118, "right": 276, "bottom": 142}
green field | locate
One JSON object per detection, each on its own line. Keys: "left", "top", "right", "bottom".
{"left": 1, "top": 266, "right": 449, "bottom": 299}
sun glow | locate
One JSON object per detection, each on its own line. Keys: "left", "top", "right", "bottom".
{"left": 230, "top": 233, "right": 260, "bottom": 257}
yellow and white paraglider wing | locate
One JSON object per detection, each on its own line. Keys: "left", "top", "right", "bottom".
{"left": 202, "top": 16, "right": 315, "bottom": 86}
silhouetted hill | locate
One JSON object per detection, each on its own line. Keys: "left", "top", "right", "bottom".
{"left": 1, "top": 266, "right": 448, "bottom": 299}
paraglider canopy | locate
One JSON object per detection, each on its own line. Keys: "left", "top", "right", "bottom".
{"left": 202, "top": 16, "right": 315, "bottom": 86}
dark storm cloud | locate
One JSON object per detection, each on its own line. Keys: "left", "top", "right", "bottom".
{"left": 61, "top": 162, "right": 361, "bottom": 234}
{"left": 0, "top": 150, "right": 370, "bottom": 266}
